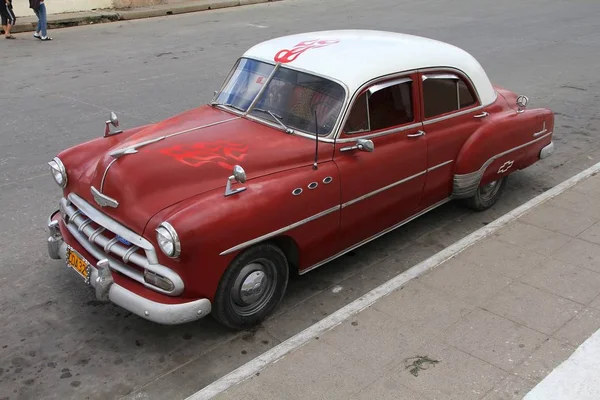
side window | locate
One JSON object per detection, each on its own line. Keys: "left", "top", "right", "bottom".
{"left": 344, "top": 79, "right": 414, "bottom": 134}
{"left": 422, "top": 73, "right": 478, "bottom": 119}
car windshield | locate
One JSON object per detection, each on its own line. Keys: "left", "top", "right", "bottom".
{"left": 213, "top": 58, "right": 346, "bottom": 136}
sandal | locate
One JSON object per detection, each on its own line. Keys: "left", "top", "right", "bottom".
{"left": 5, "top": 35, "right": 16, "bottom": 39}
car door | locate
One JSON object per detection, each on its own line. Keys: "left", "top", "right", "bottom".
{"left": 416, "top": 70, "right": 490, "bottom": 206}
{"left": 333, "top": 73, "right": 428, "bottom": 251}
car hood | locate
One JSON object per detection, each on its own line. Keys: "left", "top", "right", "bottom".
{"left": 70, "top": 105, "right": 329, "bottom": 234}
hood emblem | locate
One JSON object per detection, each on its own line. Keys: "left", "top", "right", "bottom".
{"left": 91, "top": 186, "right": 119, "bottom": 208}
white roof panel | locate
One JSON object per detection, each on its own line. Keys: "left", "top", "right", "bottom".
{"left": 243, "top": 30, "right": 497, "bottom": 106}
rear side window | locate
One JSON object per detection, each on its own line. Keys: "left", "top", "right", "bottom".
{"left": 344, "top": 78, "right": 414, "bottom": 134}
{"left": 422, "top": 73, "right": 478, "bottom": 118}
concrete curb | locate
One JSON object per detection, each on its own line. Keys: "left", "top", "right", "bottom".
{"left": 10, "top": 0, "right": 279, "bottom": 33}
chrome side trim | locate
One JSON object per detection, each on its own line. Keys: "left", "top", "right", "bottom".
{"left": 219, "top": 205, "right": 340, "bottom": 256}
{"left": 452, "top": 131, "right": 553, "bottom": 198}
{"left": 336, "top": 122, "right": 423, "bottom": 143}
{"left": 533, "top": 128, "right": 548, "bottom": 138}
{"left": 427, "top": 160, "right": 453, "bottom": 172}
{"left": 342, "top": 170, "right": 426, "bottom": 209}
{"left": 100, "top": 158, "right": 118, "bottom": 192}
{"left": 300, "top": 198, "right": 452, "bottom": 275}
{"left": 423, "top": 105, "right": 484, "bottom": 126}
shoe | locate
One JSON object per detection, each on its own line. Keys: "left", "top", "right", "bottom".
{"left": 40, "top": 36, "right": 53, "bottom": 41}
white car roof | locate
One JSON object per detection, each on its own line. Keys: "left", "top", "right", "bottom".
{"left": 243, "top": 30, "right": 497, "bottom": 106}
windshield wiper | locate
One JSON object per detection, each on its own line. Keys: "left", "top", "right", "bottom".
{"left": 212, "top": 102, "right": 246, "bottom": 113}
{"left": 253, "top": 108, "right": 293, "bottom": 134}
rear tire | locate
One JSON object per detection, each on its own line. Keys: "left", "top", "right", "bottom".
{"left": 466, "top": 176, "right": 508, "bottom": 211}
{"left": 212, "top": 243, "right": 289, "bottom": 330}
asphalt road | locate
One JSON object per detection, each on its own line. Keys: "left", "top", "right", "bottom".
{"left": 1, "top": 0, "right": 599, "bottom": 399}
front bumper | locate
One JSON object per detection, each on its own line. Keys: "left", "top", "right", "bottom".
{"left": 48, "top": 212, "right": 212, "bottom": 325}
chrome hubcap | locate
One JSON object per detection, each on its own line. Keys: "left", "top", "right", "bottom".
{"left": 239, "top": 271, "right": 267, "bottom": 305}
{"left": 230, "top": 260, "right": 277, "bottom": 317}
{"left": 479, "top": 179, "right": 501, "bottom": 201}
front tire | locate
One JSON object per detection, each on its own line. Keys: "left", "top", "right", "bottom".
{"left": 212, "top": 243, "right": 289, "bottom": 330}
{"left": 466, "top": 176, "right": 508, "bottom": 211}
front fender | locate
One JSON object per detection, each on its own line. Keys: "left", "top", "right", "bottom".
{"left": 146, "top": 161, "right": 341, "bottom": 300}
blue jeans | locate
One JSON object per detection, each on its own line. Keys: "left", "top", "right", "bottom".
{"left": 34, "top": 3, "right": 47, "bottom": 37}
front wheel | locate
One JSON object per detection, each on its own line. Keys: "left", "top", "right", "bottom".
{"left": 212, "top": 243, "right": 289, "bottom": 330}
{"left": 466, "top": 176, "right": 508, "bottom": 211}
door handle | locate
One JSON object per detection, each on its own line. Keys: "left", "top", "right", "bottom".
{"left": 407, "top": 130, "right": 425, "bottom": 138}
{"left": 474, "top": 112, "right": 489, "bottom": 118}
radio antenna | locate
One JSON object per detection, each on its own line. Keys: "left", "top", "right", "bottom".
{"left": 313, "top": 109, "right": 319, "bottom": 170}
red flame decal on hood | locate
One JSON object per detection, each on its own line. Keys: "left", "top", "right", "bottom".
{"left": 274, "top": 39, "right": 340, "bottom": 63}
{"left": 160, "top": 141, "right": 248, "bottom": 170}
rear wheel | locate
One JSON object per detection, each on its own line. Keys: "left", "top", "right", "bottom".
{"left": 466, "top": 176, "right": 508, "bottom": 211}
{"left": 212, "top": 243, "right": 289, "bottom": 330}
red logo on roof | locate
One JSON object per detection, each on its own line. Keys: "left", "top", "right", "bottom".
{"left": 274, "top": 39, "right": 340, "bottom": 63}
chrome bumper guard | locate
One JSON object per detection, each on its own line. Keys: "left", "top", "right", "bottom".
{"left": 47, "top": 212, "right": 211, "bottom": 325}
{"left": 540, "top": 141, "right": 554, "bottom": 159}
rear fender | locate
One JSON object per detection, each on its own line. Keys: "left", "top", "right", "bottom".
{"left": 452, "top": 107, "right": 554, "bottom": 198}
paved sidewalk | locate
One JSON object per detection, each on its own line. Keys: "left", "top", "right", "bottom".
{"left": 205, "top": 170, "right": 600, "bottom": 400}
{"left": 8, "top": 0, "right": 278, "bottom": 34}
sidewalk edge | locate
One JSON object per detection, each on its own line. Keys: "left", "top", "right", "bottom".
{"left": 188, "top": 161, "right": 600, "bottom": 400}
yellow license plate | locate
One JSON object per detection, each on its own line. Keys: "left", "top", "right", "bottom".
{"left": 66, "top": 247, "right": 90, "bottom": 284}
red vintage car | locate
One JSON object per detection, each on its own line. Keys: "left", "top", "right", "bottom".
{"left": 47, "top": 30, "right": 554, "bottom": 329}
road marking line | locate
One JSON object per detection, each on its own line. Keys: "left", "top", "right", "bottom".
{"left": 187, "top": 160, "right": 600, "bottom": 400}
{"left": 524, "top": 328, "right": 600, "bottom": 400}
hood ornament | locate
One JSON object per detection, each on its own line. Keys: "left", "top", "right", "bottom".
{"left": 91, "top": 186, "right": 119, "bottom": 208}
{"left": 224, "top": 165, "right": 247, "bottom": 197}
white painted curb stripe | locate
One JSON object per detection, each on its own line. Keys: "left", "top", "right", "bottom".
{"left": 524, "top": 328, "right": 600, "bottom": 400}
{"left": 187, "top": 161, "right": 600, "bottom": 400}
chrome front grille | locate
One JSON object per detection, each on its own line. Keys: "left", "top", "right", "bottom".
{"left": 59, "top": 193, "right": 184, "bottom": 296}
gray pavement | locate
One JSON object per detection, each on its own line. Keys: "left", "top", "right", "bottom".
{"left": 216, "top": 171, "right": 600, "bottom": 400}
{"left": 0, "top": 0, "right": 600, "bottom": 399}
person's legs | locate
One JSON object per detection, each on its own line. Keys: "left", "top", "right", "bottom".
{"left": 4, "top": 1, "right": 15, "bottom": 38}
{"left": 39, "top": 3, "right": 50, "bottom": 39}
{"left": 33, "top": 8, "right": 41, "bottom": 37}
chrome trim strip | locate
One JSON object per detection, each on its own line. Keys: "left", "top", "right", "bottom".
{"left": 452, "top": 131, "right": 553, "bottom": 198}
{"left": 300, "top": 198, "right": 452, "bottom": 275}
{"left": 427, "top": 160, "right": 454, "bottom": 172}
{"left": 533, "top": 128, "right": 548, "bottom": 138}
{"left": 89, "top": 227, "right": 105, "bottom": 243}
{"left": 100, "top": 158, "right": 118, "bottom": 192}
{"left": 422, "top": 73, "right": 459, "bottom": 81}
{"left": 78, "top": 219, "right": 93, "bottom": 232}
{"left": 337, "top": 122, "right": 423, "bottom": 143}
{"left": 423, "top": 105, "right": 484, "bottom": 126}
{"left": 220, "top": 205, "right": 341, "bottom": 256}
{"left": 368, "top": 77, "right": 413, "bottom": 95}
{"left": 342, "top": 170, "right": 426, "bottom": 209}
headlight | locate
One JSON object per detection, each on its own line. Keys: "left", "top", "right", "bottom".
{"left": 156, "top": 222, "right": 181, "bottom": 258}
{"left": 48, "top": 157, "right": 68, "bottom": 188}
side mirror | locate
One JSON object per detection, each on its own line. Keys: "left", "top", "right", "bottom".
{"left": 340, "top": 138, "right": 375, "bottom": 153}
{"left": 224, "top": 165, "right": 248, "bottom": 196}
{"left": 110, "top": 111, "right": 119, "bottom": 128}
{"left": 516, "top": 95, "right": 529, "bottom": 113}
{"left": 104, "top": 111, "right": 123, "bottom": 137}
